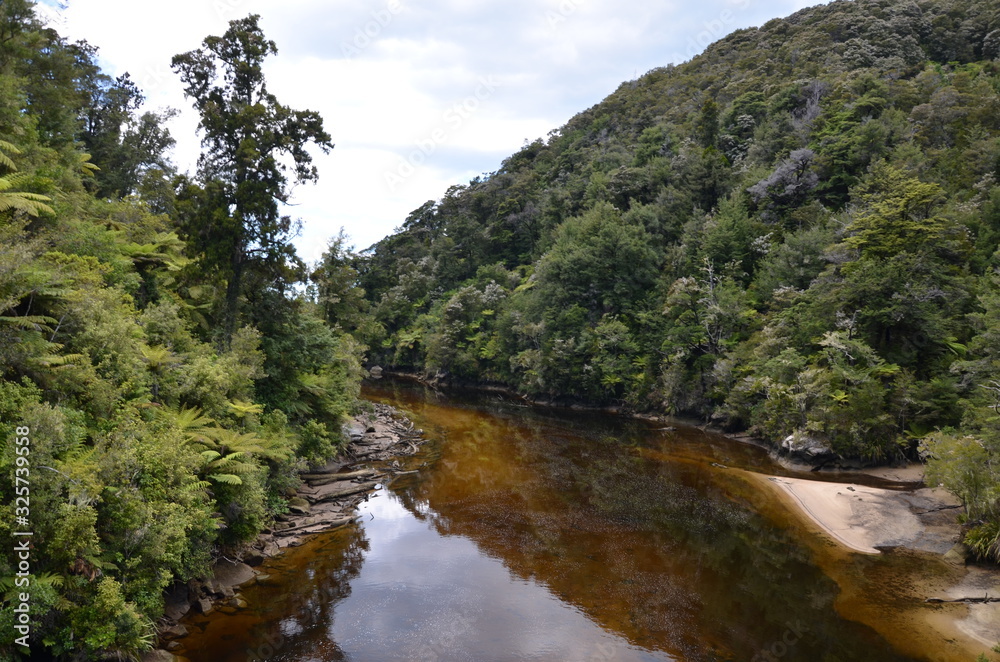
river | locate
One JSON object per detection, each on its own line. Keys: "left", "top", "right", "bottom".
{"left": 176, "top": 379, "right": 969, "bottom": 661}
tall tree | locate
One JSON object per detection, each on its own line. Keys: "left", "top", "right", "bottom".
{"left": 171, "top": 14, "right": 333, "bottom": 344}
{"left": 80, "top": 72, "right": 177, "bottom": 199}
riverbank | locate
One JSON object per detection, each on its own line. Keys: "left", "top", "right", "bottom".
{"left": 142, "top": 403, "right": 427, "bottom": 662}
{"left": 379, "top": 371, "right": 915, "bottom": 477}
{"left": 757, "top": 473, "right": 962, "bottom": 555}
{"left": 746, "top": 467, "right": 1000, "bottom": 661}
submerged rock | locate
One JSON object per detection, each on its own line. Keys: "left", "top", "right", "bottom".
{"left": 159, "top": 623, "right": 188, "bottom": 641}
{"left": 142, "top": 651, "right": 183, "bottom": 662}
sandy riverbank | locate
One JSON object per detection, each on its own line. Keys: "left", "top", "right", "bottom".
{"left": 747, "top": 468, "right": 1000, "bottom": 661}
{"left": 761, "top": 474, "right": 962, "bottom": 555}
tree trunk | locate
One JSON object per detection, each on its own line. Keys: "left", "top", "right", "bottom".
{"left": 223, "top": 240, "right": 243, "bottom": 348}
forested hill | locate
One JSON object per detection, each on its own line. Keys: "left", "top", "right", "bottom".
{"left": 352, "top": 0, "right": 1000, "bottom": 543}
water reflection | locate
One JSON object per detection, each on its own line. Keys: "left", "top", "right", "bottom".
{"left": 180, "top": 381, "right": 923, "bottom": 661}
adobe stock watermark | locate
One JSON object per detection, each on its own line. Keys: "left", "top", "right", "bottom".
{"left": 586, "top": 641, "right": 618, "bottom": 661}
{"left": 212, "top": 0, "right": 249, "bottom": 20}
{"left": 384, "top": 75, "right": 502, "bottom": 192}
{"left": 751, "top": 621, "right": 808, "bottom": 662}
{"left": 668, "top": 0, "right": 752, "bottom": 65}
{"left": 341, "top": 0, "right": 404, "bottom": 58}
{"left": 11, "top": 425, "right": 33, "bottom": 652}
{"left": 139, "top": 63, "right": 173, "bottom": 98}
{"left": 546, "top": 0, "right": 585, "bottom": 32}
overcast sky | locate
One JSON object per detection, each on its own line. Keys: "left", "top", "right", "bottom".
{"left": 45, "top": 0, "right": 821, "bottom": 261}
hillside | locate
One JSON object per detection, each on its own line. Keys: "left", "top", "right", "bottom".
{"left": 349, "top": 0, "right": 1000, "bottom": 554}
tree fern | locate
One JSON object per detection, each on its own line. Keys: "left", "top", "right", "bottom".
{"left": 0, "top": 172, "right": 55, "bottom": 216}
{"left": 0, "top": 142, "right": 54, "bottom": 216}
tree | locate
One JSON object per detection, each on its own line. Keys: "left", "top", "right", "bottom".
{"left": 81, "top": 73, "right": 177, "bottom": 199}
{"left": 843, "top": 162, "right": 962, "bottom": 260}
{"left": 172, "top": 14, "right": 333, "bottom": 344}
{"left": 311, "top": 229, "right": 369, "bottom": 332}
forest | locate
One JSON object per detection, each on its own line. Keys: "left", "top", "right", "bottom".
{"left": 0, "top": 4, "right": 362, "bottom": 659}
{"left": 2, "top": 0, "right": 1000, "bottom": 658}
{"left": 353, "top": 0, "right": 1000, "bottom": 556}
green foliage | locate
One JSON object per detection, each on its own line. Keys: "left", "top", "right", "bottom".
{"left": 0, "top": 6, "right": 362, "bottom": 659}
{"left": 63, "top": 577, "right": 154, "bottom": 660}
{"left": 355, "top": 0, "right": 1000, "bottom": 483}
{"left": 843, "top": 162, "right": 963, "bottom": 259}
{"left": 172, "top": 14, "right": 333, "bottom": 343}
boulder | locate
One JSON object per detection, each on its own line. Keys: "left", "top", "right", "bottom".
{"left": 142, "top": 651, "right": 179, "bottom": 662}
{"left": 195, "top": 597, "right": 214, "bottom": 615}
{"left": 287, "top": 497, "right": 311, "bottom": 515}
{"left": 162, "top": 584, "right": 191, "bottom": 622}
{"left": 211, "top": 560, "right": 256, "bottom": 590}
{"left": 159, "top": 624, "right": 189, "bottom": 641}
{"left": 185, "top": 579, "right": 203, "bottom": 603}
{"left": 244, "top": 549, "right": 266, "bottom": 567}
{"left": 781, "top": 431, "right": 835, "bottom": 463}
{"left": 943, "top": 542, "right": 971, "bottom": 566}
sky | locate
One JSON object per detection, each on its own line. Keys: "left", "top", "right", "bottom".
{"left": 43, "top": 0, "right": 822, "bottom": 262}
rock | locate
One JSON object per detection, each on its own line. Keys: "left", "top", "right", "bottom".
{"left": 142, "top": 651, "right": 180, "bottom": 662}
{"left": 943, "top": 542, "right": 971, "bottom": 566}
{"left": 244, "top": 549, "right": 266, "bottom": 567}
{"left": 162, "top": 584, "right": 191, "bottom": 622}
{"left": 211, "top": 560, "right": 256, "bottom": 590}
{"left": 287, "top": 497, "right": 311, "bottom": 515}
{"left": 229, "top": 595, "right": 249, "bottom": 609}
{"left": 365, "top": 426, "right": 376, "bottom": 433}
{"left": 165, "top": 641, "right": 183, "bottom": 652}
{"left": 159, "top": 624, "right": 189, "bottom": 641}
{"left": 185, "top": 579, "right": 203, "bottom": 603}
{"left": 369, "top": 365, "right": 383, "bottom": 379}
{"left": 202, "top": 578, "right": 221, "bottom": 596}
{"left": 307, "top": 480, "right": 379, "bottom": 503}
{"left": 218, "top": 606, "right": 238, "bottom": 615}
{"left": 781, "top": 431, "right": 835, "bottom": 463}
{"left": 195, "top": 597, "right": 214, "bottom": 615}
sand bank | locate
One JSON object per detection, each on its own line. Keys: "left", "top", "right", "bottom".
{"left": 762, "top": 475, "right": 962, "bottom": 555}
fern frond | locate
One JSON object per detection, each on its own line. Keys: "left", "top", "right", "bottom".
{"left": 226, "top": 399, "right": 264, "bottom": 417}
{"left": 207, "top": 473, "right": 242, "bottom": 485}
{"left": 0, "top": 314, "right": 57, "bottom": 330}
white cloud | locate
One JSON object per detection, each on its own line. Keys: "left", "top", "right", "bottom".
{"left": 49, "top": 0, "right": 823, "bottom": 260}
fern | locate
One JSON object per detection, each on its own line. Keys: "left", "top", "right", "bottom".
{"left": 206, "top": 473, "right": 243, "bottom": 485}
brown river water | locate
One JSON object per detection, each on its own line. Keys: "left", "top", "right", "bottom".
{"left": 176, "top": 379, "right": 970, "bottom": 661}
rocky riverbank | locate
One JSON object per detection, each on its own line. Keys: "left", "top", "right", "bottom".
{"left": 142, "top": 403, "right": 427, "bottom": 662}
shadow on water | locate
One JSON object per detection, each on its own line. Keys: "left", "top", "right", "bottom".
{"left": 180, "top": 379, "right": 932, "bottom": 661}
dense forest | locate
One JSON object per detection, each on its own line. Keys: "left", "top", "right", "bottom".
{"left": 0, "top": 4, "right": 362, "bottom": 659}
{"left": 5, "top": 0, "right": 1000, "bottom": 658}
{"left": 352, "top": 0, "right": 1000, "bottom": 556}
